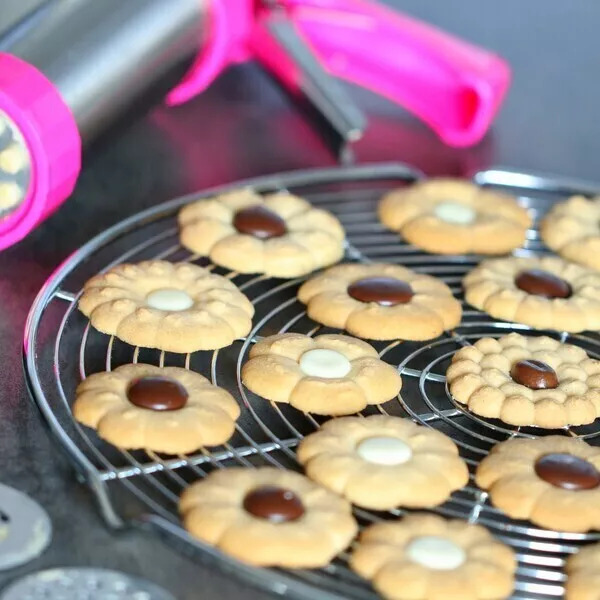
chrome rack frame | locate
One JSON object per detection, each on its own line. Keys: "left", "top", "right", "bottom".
{"left": 24, "top": 163, "right": 600, "bottom": 600}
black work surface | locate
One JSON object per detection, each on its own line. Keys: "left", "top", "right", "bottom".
{"left": 1, "top": 2, "right": 600, "bottom": 598}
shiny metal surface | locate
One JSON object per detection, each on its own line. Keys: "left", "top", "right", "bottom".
{"left": 24, "top": 164, "right": 600, "bottom": 600}
{"left": 1, "top": 0, "right": 207, "bottom": 141}
{"left": 0, "top": 483, "right": 52, "bottom": 571}
{"left": 0, "top": 0, "right": 46, "bottom": 40}
{"left": 265, "top": 8, "right": 367, "bottom": 150}
{"left": 0, "top": 568, "right": 175, "bottom": 600}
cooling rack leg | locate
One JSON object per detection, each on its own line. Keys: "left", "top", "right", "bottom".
{"left": 87, "top": 475, "right": 124, "bottom": 529}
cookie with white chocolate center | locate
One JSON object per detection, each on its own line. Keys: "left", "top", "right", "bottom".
{"left": 379, "top": 178, "right": 531, "bottom": 255}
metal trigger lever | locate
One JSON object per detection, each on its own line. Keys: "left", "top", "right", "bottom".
{"left": 258, "top": 1, "right": 367, "bottom": 163}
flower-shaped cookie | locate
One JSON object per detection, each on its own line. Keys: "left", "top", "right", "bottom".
{"left": 179, "top": 467, "right": 357, "bottom": 568}
{"left": 350, "top": 514, "right": 516, "bottom": 600}
{"left": 463, "top": 255, "right": 600, "bottom": 332}
{"left": 178, "top": 189, "right": 345, "bottom": 278}
{"left": 541, "top": 195, "right": 600, "bottom": 270}
{"left": 379, "top": 179, "right": 531, "bottom": 255}
{"left": 297, "top": 263, "right": 462, "bottom": 341}
{"left": 565, "top": 542, "right": 600, "bottom": 600}
{"left": 476, "top": 436, "right": 600, "bottom": 532}
{"left": 447, "top": 333, "right": 600, "bottom": 428}
{"left": 78, "top": 260, "right": 254, "bottom": 353}
{"left": 241, "top": 333, "right": 402, "bottom": 415}
{"left": 297, "top": 415, "right": 469, "bottom": 509}
{"left": 73, "top": 364, "right": 240, "bottom": 454}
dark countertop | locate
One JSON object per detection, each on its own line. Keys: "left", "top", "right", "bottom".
{"left": 1, "top": 1, "right": 600, "bottom": 598}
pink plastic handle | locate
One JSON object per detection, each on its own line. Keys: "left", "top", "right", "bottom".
{"left": 269, "top": 0, "right": 511, "bottom": 146}
{"left": 168, "top": 0, "right": 511, "bottom": 147}
{"left": 166, "top": 0, "right": 254, "bottom": 106}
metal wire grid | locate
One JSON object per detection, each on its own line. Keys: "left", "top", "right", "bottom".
{"left": 23, "top": 164, "right": 600, "bottom": 600}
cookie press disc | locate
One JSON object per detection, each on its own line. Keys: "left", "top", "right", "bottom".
{"left": 0, "top": 483, "right": 51, "bottom": 570}
{"left": 0, "top": 110, "right": 31, "bottom": 219}
{"left": 0, "top": 568, "right": 176, "bottom": 600}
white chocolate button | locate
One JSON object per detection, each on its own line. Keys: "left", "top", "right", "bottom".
{"left": 0, "top": 143, "right": 28, "bottom": 174}
{"left": 146, "top": 288, "right": 194, "bottom": 311}
{"left": 407, "top": 536, "right": 466, "bottom": 571}
{"left": 356, "top": 436, "right": 412, "bottom": 465}
{"left": 299, "top": 348, "right": 351, "bottom": 378}
{"left": 434, "top": 202, "right": 476, "bottom": 225}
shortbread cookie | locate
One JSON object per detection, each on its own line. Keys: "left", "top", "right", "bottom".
{"left": 350, "top": 514, "right": 516, "bottom": 600}
{"left": 297, "top": 415, "right": 468, "bottom": 509}
{"left": 463, "top": 255, "right": 600, "bottom": 332}
{"left": 298, "top": 263, "right": 462, "bottom": 341}
{"left": 541, "top": 195, "right": 600, "bottom": 270}
{"left": 565, "top": 542, "right": 600, "bottom": 600}
{"left": 476, "top": 436, "right": 600, "bottom": 532}
{"left": 447, "top": 333, "right": 600, "bottom": 428}
{"left": 241, "top": 333, "right": 402, "bottom": 415}
{"left": 73, "top": 364, "right": 240, "bottom": 454}
{"left": 178, "top": 189, "right": 345, "bottom": 278}
{"left": 78, "top": 260, "right": 254, "bottom": 353}
{"left": 179, "top": 467, "right": 357, "bottom": 567}
{"left": 379, "top": 179, "right": 531, "bottom": 255}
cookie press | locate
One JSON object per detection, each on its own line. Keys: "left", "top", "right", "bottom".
{"left": 0, "top": 0, "right": 510, "bottom": 250}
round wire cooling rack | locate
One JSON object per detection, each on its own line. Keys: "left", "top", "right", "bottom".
{"left": 23, "top": 163, "right": 600, "bottom": 600}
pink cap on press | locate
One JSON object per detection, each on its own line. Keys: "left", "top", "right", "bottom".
{"left": 0, "top": 53, "right": 81, "bottom": 250}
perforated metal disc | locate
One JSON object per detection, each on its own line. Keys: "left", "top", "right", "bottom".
{"left": 0, "top": 483, "right": 51, "bottom": 570}
{"left": 0, "top": 568, "right": 175, "bottom": 600}
{"left": 0, "top": 109, "right": 31, "bottom": 218}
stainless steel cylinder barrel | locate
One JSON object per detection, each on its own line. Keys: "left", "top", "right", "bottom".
{"left": 0, "top": 0, "right": 209, "bottom": 247}
{"left": 1, "top": 0, "right": 208, "bottom": 142}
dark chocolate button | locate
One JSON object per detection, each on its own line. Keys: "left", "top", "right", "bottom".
{"left": 535, "top": 453, "right": 600, "bottom": 490}
{"left": 514, "top": 269, "right": 572, "bottom": 298}
{"left": 233, "top": 205, "right": 286, "bottom": 239}
{"left": 127, "top": 376, "right": 188, "bottom": 411}
{"left": 243, "top": 486, "right": 304, "bottom": 523}
{"left": 347, "top": 277, "right": 414, "bottom": 306}
{"left": 510, "top": 359, "right": 559, "bottom": 390}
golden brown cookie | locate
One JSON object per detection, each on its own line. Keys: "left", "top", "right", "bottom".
{"left": 350, "top": 514, "right": 516, "bottom": 600}
{"left": 476, "top": 436, "right": 600, "bottom": 532}
{"left": 297, "top": 415, "right": 468, "bottom": 510}
{"left": 73, "top": 364, "right": 240, "bottom": 454}
{"left": 541, "top": 195, "right": 600, "bottom": 270}
{"left": 379, "top": 179, "right": 531, "bottom": 255}
{"left": 297, "top": 263, "right": 462, "bottom": 341}
{"left": 241, "top": 333, "right": 402, "bottom": 415}
{"left": 447, "top": 333, "right": 600, "bottom": 428}
{"left": 78, "top": 260, "right": 254, "bottom": 353}
{"left": 178, "top": 189, "right": 345, "bottom": 278}
{"left": 179, "top": 467, "right": 357, "bottom": 568}
{"left": 565, "top": 542, "right": 600, "bottom": 600}
{"left": 463, "top": 255, "right": 600, "bottom": 332}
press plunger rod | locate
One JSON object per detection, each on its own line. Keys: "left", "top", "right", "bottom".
{"left": 262, "top": 5, "right": 367, "bottom": 146}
